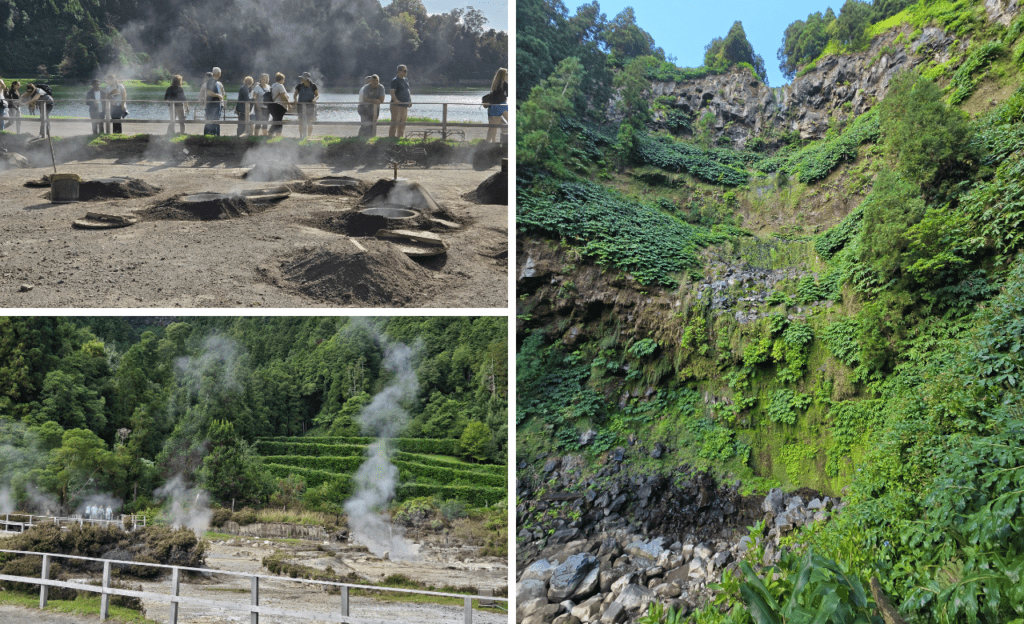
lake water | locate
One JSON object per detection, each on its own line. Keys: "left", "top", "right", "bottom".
{"left": 43, "top": 87, "right": 492, "bottom": 123}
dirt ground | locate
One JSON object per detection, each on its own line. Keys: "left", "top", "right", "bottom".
{"left": 0, "top": 139, "right": 508, "bottom": 309}
{"left": 0, "top": 536, "right": 507, "bottom": 624}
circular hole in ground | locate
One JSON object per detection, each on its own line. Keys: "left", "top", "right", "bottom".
{"left": 361, "top": 206, "right": 417, "bottom": 219}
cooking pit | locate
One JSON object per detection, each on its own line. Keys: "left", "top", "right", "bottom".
{"left": 361, "top": 206, "right": 417, "bottom": 219}
{"left": 291, "top": 176, "right": 369, "bottom": 197}
{"left": 35, "top": 176, "right": 161, "bottom": 201}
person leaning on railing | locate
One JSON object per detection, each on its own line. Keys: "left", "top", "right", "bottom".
{"left": 268, "top": 72, "right": 290, "bottom": 136}
{"left": 21, "top": 84, "right": 54, "bottom": 141}
{"left": 164, "top": 74, "right": 189, "bottom": 135}
{"left": 3, "top": 80, "right": 21, "bottom": 133}
{"left": 357, "top": 74, "right": 385, "bottom": 138}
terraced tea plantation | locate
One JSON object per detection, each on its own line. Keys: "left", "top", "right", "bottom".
{"left": 257, "top": 437, "right": 507, "bottom": 507}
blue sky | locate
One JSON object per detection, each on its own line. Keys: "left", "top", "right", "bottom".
{"left": 420, "top": 0, "right": 509, "bottom": 31}
{"left": 591, "top": 0, "right": 836, "bottom": 86}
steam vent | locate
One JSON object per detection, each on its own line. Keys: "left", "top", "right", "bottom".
{"left": 0, "top": 316, "right": 509, "bottom": 623}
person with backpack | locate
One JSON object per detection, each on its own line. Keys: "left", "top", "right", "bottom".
{"left": 106, "top": 74, "right": 128, "bottom": 134}
{"left": 85, "top": 79, "right": 105, "bottom": 134}
{"left": 163, "top": 74, "right": 189, "bottom": 135}
{"left": 252, "top": 73, "right": 271, "bottom": 136}
{"left": 358, "top": 74, "right": 385, "bottom": 138}
{"left": 484, "top": 67, "right": 508, "bottom": 143}
{"left": 293, "top": 72, "right": 319, "bottom": 139}
{"left": 268, "top": 72, "right": 290, "bottom": 136}
{"left": 22, "top": 83, "right": 54, "bottom": 140}
{"left": 203, "top": 67, "right": 225, "bottom": 136}
{"left": 236, "top": 75, "right": 254, "bottom": 136}
{"left": 4, "top": 80, "right": 21, "bottom": 133}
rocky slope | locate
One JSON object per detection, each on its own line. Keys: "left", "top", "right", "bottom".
{"left": 516, "top": 455, "right": 843, "bottom": 624}
{"left": 648, "top": 24, "right": 960, "bottom": 144}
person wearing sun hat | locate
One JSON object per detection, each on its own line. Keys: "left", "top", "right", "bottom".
{"left": 293, "top": 71, "right": 319, "bottom": 139}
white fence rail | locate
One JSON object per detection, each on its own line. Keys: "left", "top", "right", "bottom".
{"left": 1, "top": 514, "right": 146, "bottom": 533}
{"left": 0, "top": 548, "right": 506, "bottom": 623}
{"left": 5, "top": 97, "right": 506, "bottom": 139}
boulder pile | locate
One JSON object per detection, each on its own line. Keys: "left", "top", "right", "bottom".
{"left": 517, "top": 463, "right": 844, "bottom": 624}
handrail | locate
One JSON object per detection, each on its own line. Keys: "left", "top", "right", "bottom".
{"left": 7, "top": 98, "right": 506, "bottom": 138}
{"left": 0, "top": 548, "right": 506, "bottom": 623}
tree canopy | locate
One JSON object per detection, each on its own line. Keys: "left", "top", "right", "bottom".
{"left": 0, "top": 0, "right": 506, "bottom": 84}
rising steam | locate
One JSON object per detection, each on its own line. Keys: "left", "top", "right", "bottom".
{"left": 155, "top": 475, "right": 213, "bottom": 537}
{"left": 343, "top": 340, "right": 420, "bottom": 561}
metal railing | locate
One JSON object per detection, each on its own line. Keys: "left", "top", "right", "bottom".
{"left": 1, "top": 514, "right": 147, "bottom": 532}
{"left": 5, "top": 97, "right": 507, "bottom": 139}
{"left": 0, "top": 548, "right": 506, "bottom": 623}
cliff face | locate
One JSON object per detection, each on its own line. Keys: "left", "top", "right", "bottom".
{"left": 649, "top": 23, "right": 964, "bottom": 144}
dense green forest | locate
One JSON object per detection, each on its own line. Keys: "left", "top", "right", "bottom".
{"left": 517, "top": 0, "right": 1024, "bottom": 620}
{"left": 0, "top": 316, "right": 507, "bottom": 517}
{"left": 0, "top": 0, "right": 506, "bottom": 83}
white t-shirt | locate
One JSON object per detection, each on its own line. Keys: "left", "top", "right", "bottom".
{"left": 252, "top": 84, "right": 268, "bottom": 108}
{"left": 271, "top": 83, "right": 288, "bottom": 104}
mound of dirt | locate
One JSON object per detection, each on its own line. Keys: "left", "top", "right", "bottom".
{"left": 34, "top": 177, "right": 161, "bottom": 201}
{"left": 360, "top": 179, "right": 462, "bottom": 223}
{"left": 292, "top": 176, "right": 368, "bottom": 197}
{"left": 272, "top": 239, "right": 436, "bottom": 305}
{"left": 136, "top": 193, "right": 267, "bottom": 221}
{"left": 242, "top": 162, "right": 307, "bottom": 182}
{"left": 302, "top": 209, "right": 459, "bottom": 237}
{"left": 463, "top": 170, "right": 507, "bottom": 205}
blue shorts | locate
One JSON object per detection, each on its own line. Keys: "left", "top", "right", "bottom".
{"left": 488, "top": 104, "right": 508, "bottom": 116}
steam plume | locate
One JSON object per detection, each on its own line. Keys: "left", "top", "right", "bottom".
{"left": 155, "top": 475, "right": 213, "bottom": 537}
{"left": 344, "top": 341, "right": 420, "bottom": 560}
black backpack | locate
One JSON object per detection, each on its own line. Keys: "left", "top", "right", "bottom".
{"left": 36, "top": 83, "right": 53, "bottom": 96}
{"left": 263, "top": 87, "right": 274, "bottom": 103}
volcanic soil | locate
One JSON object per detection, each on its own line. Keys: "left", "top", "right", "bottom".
{"left": 0, "top": 144, "right": 508, "bottom": 308}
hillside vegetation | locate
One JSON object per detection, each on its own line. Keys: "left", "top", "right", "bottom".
{"left": 0, "top": 316, "right": 507, "bottom": 519}
{"left": 517, "top": 0, "right": 1024, "bottom": 620}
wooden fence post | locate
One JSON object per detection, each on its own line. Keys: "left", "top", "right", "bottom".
{"left": 372, "top": 103, "right": 378, "bottom": 136}
{"left": 442, "top": 103, "right": 448, "bottom": 139}
{"left": 39, "top": 554, "right": 50, "bottom": 608}
{"left": 340, "top": 586, "right": 349, "bottom": 616}
{"left": 100, "top": 560, "right": 111, "bottom": 620}
{"left": 250, "top": 575, "right": 259, "bottom": 624}
{"left": 168, "top": 103, "right": 175, "bottom": 134}
{"left": 103, "top": 99, "right": 111, "bottom": 134}
{"left": 464, "top": 596, "right": 472, "bottom": 624}
{"left": 169, "top": 566, "right": 180, "bottom": 624}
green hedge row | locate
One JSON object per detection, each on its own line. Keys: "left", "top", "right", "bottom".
{"left": 263, "top": 464, "right": 504, "bottom": 507}
{"left": 257, "top": 437, "right": 462, "bottom": 456}
{"left": 262, "top": 455, "right": 506, "bottom": 488}
{"left": 256, "top": 441, "right": 367, "bottom": 457}
{"left": 255, "top": 442, "right": 504, "bottom": 474}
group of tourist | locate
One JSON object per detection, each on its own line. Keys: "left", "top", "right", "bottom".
{"left": 180, "top": 65, "right": 406, "bottom": 139}
{"left": 1, "top": 65, "right": 508, "bottom": 141}
{"left": 85, "top": 504, "right": 114, "bottom": 521}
